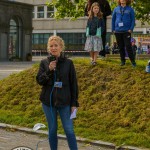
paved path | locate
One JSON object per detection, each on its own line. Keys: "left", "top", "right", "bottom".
{"left": 0, "top": 61, "right": 36, "bottom": 80}
{"left": 0, "top": 127, "right": 114, "bottom": 150}
{"left": 0, "top": 56, "right": 48, "bottom": 80}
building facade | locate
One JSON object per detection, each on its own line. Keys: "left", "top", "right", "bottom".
{"left": 8, "top": 0, "right": 150, "bottom": 55}
{"left": 0, "top": 0, "right": 33, "bottom": 61}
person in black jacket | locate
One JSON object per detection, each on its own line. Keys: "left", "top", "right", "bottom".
{"left": 36, "top": 35, "right": 79, "bottom": 150}
{"left": 85, "top": 0, "right": 111, "bottom": 57}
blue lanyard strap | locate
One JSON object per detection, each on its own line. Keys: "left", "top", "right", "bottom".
{"left": 120, "top": 6, "right": 126, "bottom": 21}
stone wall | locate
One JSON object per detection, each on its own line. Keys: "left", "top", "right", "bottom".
{"left": 0, "top": 0, "right": 33, "bottom": 61}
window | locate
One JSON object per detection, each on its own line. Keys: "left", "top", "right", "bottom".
{"left": 57, "top": 33, "right": 86, "bottom": 50}
{"left": 32, "top": 33, "right": 52, "bottom": 50}
{"left": 47, "top": 6, "right": 54, "bottom": 18}
{"left": 44, "top": 34, "right": 50, "bottom": 43}
{"left": 37, "top": 6, "right": 44, "bottom": 18}
{"left": 32, "top": 8, "right": 35, "bottom": 18}
{"left": 32, "top": 33, "right": 86, "bottom": 51}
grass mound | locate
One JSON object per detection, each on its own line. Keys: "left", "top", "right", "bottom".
{"left": 0, "top": 58, "right": 150, "bottom": 148}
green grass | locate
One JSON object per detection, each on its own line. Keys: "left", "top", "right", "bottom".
{"left": 0, "top": 58, "right": 150, "bottom": 149}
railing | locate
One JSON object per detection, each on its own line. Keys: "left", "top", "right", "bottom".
{"left": 32, "top": 50, "right": 150, "bottom": 60}
{"left": 136, "top": 54, "right": 150, "bottom": 60}
{"left": 106, "top": 54, "right": 150, "bottom": 60}
{"left": 64, "top": 50, "right": 89, "bottom": 57}
{"left": 32, "top": 50, "right": 89, "bottom": 56}
{"left": 32, "top": 50, "right": 48, "bottom": 56}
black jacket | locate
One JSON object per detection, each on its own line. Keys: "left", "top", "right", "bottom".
{"left": 36, "top": 55, "right": 79, "bottom": 107}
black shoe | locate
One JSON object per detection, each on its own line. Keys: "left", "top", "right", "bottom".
{"left": 132, "top": 62, "right": 136, "bottom": 67}
{"left": 120, "top": 62, "right": 125, "bottom": 66}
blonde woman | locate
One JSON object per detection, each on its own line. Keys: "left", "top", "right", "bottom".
{"left": 36, "top": 35, "right": 79, "bottom": 150}
{"left": 84, "top": 2, "right": 104, "bottom": 65}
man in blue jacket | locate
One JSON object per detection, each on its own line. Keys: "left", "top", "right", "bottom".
{"left": 112, "top": 0, "right": 136, "bottom": 67}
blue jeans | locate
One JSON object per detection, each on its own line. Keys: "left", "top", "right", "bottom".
{"left": 42, "top": 103, "right": 78, "bottom": 150}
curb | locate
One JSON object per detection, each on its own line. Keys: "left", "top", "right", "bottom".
{"left": 0, "top": 123, "right": 144, "bottom": 150}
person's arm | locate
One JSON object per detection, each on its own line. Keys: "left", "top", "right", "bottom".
{"left": 87, "top": 19, "right": 90, "bottom": 27}
{"left": 135, "top": 45, "right": 137, "bottom": 51}
{"left": 112, "top": 8, "right": 116, "bottom": 32}
{"left": 103, "top": 0, "right": 111, "bottom": 17}
{"left": 129, "top": 8, "right": 135, "bottom": 32}
{"left": 36, "top": 60, "right": 53, "bottom": 86}
{"left": 69, "top": 60, "right": 79, "bottom": 107}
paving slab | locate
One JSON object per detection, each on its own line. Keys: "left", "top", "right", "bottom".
{"left": 0, "top": 127, "right": 114, "bottom": 150}
{"left": 0, "top": 61, "right": 36, "bottom": 80}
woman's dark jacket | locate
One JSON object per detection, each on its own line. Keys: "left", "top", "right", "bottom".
{"left": 36, "top": 55, "right": 79, "bottom": 107}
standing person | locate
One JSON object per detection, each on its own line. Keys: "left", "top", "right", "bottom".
{"left": 145, "top": 60, "right": 150, "bottom": 73}
{"left": 131, "top": 41, "right": 137, "bottom": 59}
{"left": 137, "top": 42, "right": 142, "bottom": 54}
{"left": 112, "top": 0, "right": 136, "bottom": 67}
{"left": 147, "top": 45, "right": 150, "bottom": 54}
{"left": 84, "top": 2, "right": 104, "bottom": 65}
{"left": 112, "top": 42, "right": 119, "bottom": 54}
{"left": 36, "top": 35, "right": 79, "bottom": 150}
{"left": 105, "top": 42, "right": 110, "bottom": 54}
{"left": 85, "top": 0, "right": 111, "bottom": 58}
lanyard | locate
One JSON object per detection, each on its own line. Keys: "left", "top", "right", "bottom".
{"left": 120, "top": 6, "right": 126, "bottom": 21}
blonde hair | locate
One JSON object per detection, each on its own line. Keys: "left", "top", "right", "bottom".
{"left": 47, "top": 35, "right": 65, "bottom": 52}
{"left": 89, "top": 2, "right": 103, "bottom": 19}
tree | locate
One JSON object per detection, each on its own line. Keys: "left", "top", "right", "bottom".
{"left": 110, "top": 0, "right": 150, "bottom": 24}
{"left": 47, "top": 0, "right": 150, "bottom": 24}
{"left": 132, "top": 0, "right": 150, "bottom": 24}
{"left": 47, "top": 0, "right": 87, "bottom": 20}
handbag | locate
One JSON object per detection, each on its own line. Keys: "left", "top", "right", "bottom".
{"left": 86, "top": 27, "right": 89, "bottom": 37}
{"left": 96, "top": 27, "right": 101, "bottom": 38}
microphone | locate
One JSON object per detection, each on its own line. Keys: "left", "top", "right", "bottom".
{"left": 54, "top": 57, "right": 58, "bottom": 71}
{"left": 49, "top": 55, "right": 56, "bottom": 62}
{"left": 49, "top": 55, "right": 57, "bottom": 71}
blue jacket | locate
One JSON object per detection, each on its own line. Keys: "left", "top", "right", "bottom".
{"left": 112, "top": 6, "right": 135, "bottom": 32}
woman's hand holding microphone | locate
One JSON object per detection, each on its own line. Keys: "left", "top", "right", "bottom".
{"left": 49, "top": 60, "right": 57, "bottom": 71}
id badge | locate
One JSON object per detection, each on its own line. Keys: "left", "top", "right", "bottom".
{"left": 118, "top": 22, "right": 124, "bottom": 27}
{"left": 54, "top": 82, "right": 62, "bottom": 88}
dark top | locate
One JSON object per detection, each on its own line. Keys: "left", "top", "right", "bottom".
{"left": 132, "top": 45, "right": 137, "bottom": 53}
{"left": 87, "top": 17, "right": 104, "bottom": 35}
{"left": 36, "top": 55, "right": 79, "bottom": 107}
{"left": 84, "top": 0, "right": 111, "bottom": 19}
